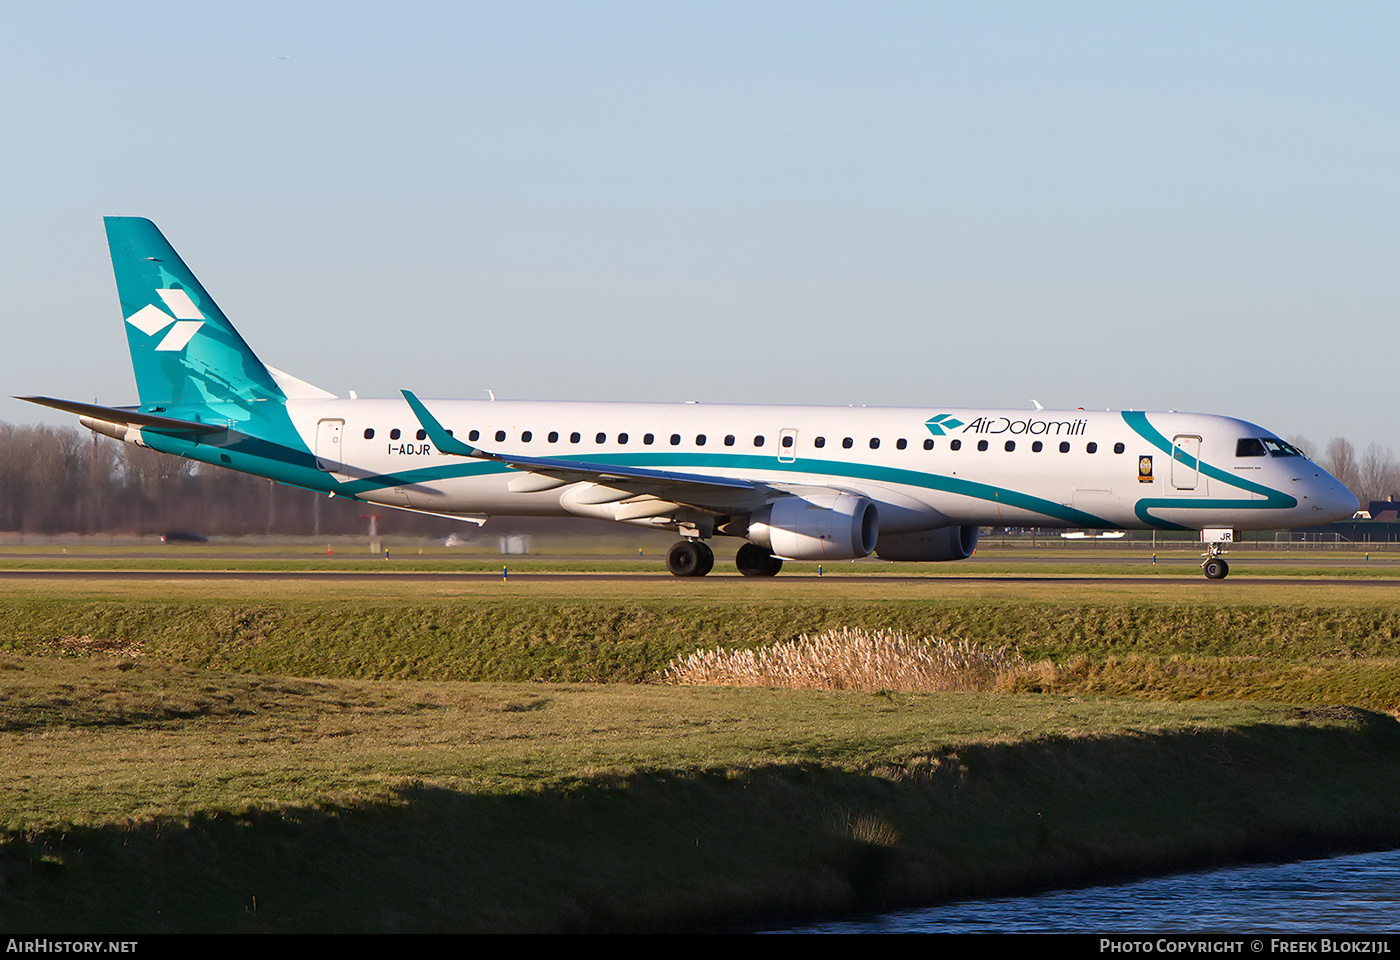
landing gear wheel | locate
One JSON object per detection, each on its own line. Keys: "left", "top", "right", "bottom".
{"left": 1200, "top": 529, "right": 1234, "bottom": 582}
{"left": 667, "top": 539, "right": 714, "bottom": 577}
{"left": 735, "top": 542, "right": 783, "bottom": 577}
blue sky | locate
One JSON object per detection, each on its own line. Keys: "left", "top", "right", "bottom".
{"left": 3, "top": 2, "right": 1397, "bottom": 454}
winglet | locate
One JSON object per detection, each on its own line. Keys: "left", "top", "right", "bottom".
{"left": 401, "top": 390, "right": 478, "bottom": 457}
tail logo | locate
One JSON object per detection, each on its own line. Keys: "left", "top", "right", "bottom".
{"left": 125, "top": 289, "right": 205, "bottom": 352}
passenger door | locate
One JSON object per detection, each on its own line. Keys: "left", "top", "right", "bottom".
{"left": 1171, "top": 435, "right": 1200, "bottom": 491}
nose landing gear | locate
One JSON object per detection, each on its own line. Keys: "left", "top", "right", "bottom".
{"left": 1200, "top": 528, "right": 1234, "bottom": 580}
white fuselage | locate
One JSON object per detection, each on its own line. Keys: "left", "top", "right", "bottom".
{"left": 283, "top": 398, "right": 1358, "bottom": 535}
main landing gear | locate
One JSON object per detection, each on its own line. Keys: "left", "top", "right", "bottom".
{"left": 665, "top": 540, "right": 783, "bottom": 577}
{"left": 735, "top": 542, "right": 783, "bottom": 578}
{"left": 666, "top": 539, "right": 713, "bottom": 577}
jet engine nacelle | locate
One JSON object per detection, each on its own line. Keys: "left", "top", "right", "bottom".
{"left": 747, "top": 494, "right": 879, "bottom": 561}
{"left": 874, "top": 525, "right": 979, "bottom": 562}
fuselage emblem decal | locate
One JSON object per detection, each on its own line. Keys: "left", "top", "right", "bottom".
{"left": 925, "top": 414, "right": 965, "bottom": 436}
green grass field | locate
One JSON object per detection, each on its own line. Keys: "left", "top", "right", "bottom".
{"left": 2, "top": 565, "right": 1399, "bottom": 931}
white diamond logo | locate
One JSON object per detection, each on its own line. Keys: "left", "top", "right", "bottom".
{"left": 157, "top": 321, "right": 203, "bottom": 351}
{"left": 156, "top": 288, "right": 203, "bottom": 320}
{"left": 126, "top": 303, "right": 175, "bottom": 336}
{"left": 125, "top": 289, "right": 205, "bottom": 351}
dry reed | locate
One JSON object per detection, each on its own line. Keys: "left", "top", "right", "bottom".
{"left": 659, "top": 628, "right": 1023, "bottom": 693}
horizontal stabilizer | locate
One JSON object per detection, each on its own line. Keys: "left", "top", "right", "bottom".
{"left": 16, "top": 396, "right": 227, "bottom": 434}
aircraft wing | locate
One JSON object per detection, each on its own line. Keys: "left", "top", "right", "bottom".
{"left": 17, "top": 396, "right": 227, "bottom": 434}
{"left": 401, "top": 390, "right": 762, "bottom": 513}
{"left": 488, "top": 451, "right": 756, "bottom": 492}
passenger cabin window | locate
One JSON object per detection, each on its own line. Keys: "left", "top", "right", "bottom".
{"left": 842, "top": 437, "right": 853, "bottom": 449}
{"left": 696, "top": 434, "right": 707, "bottom": 446}
{"left": 570, "top": 432, "right": 581, "bottom": 443}
{"left": 896, "top": 438, "right": 907, "bottom": 450}
{"left": 521, "top": 431, "right": 532, "bottom": 442}
{"left": 495, "top": 430, "right": 506, "bottom": 442}
{"left": 416, "top": 429, "right": 427, "bottom": 441}
{"left": 596, "top": 432, "right": 606, "bottom": 444}
{"left": 950, "top": 439, "right": 962, "bottom": 451}
{"left": 1004, "top": 441, "right": 1015, "bottom": 452}
{"left": 869, "top": 438, "right": 880, "bottom": 449}
{"left": 1059, "top": 442, "right": 1070, "bottom": 453}
{"left": 1113, "top": 442, "right": 1124, "bottom": 454}
{"left": 364, "top": 428, "right": 375, "bottom": 439}
{"left": 618, "top": 433, "right": 628, "bottom": 444}
{"left": 725, "top": 435, "right": 735, "bottom": 446}
{"left": 644, "top": 434, "right": 655, "bottom": 445}
{"left": 1237, "top": 438, "right": 1267, "bottom": 457}
{"left": 923, "top": 439, "right": 934, "bottom": 450}
{"left": 390, "top": 429, "right": 401, "bottom": 440}
{"left": 754, "top": 436, "right": 765, "bottom": 447}
{"left": 670, "top": 434, "right": 681, "bottom": 446}
{"left": 468, "top": 429, "right": 480, "bottom": 442}
{"left": 1032, "top": 441, "right": 1043, "bottom": 452}
{"left": 977, "top": 440, "right": 988, "bottom": 451}
{"left": 1087, "top": 442, "right": 1098, "bottom": 454}
{"left": 548, "top": 431, "right": 559, "bottom": 443}
{"left": 815, "top": 437, "right": 826, "bottom": 448}
{"left": 782, "top": 435, "right": 793, "bottom": 448}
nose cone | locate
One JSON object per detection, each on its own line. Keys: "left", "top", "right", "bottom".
{"left": 1330, "top": 482, "right": 1361, "bottom": 521}
{"left": 1308, "top": 471, "right": 1359, "bottom": 523}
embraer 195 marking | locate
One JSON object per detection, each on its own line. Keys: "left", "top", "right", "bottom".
{"left": 22, "top": 218, "right": 1359, "bottom": 579}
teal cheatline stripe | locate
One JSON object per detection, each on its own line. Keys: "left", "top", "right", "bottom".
{"left": 600, "top": 452, "right": 1117, "bottom": 526}
{"left": 1120, "top": 411, "right": 1297, "bottom": 529}
{"left": 133, "top": 426, "right": 332, "bottom": 493}
{"left": 338, "top": 459, "right": 511, "bottom": 495}
{"left": 1130, "top": 497, "right": 1279, "bottom": 531}
{"left": 319, "top": 447, "right": 1114, "bottom": 526}
{"left": 372, "top": 448, "right": 1108, "bottom": 527}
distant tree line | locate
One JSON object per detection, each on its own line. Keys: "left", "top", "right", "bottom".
{"left": 1288, "top": 436, "right": 1400, "bottom": 509}
{"left": 1, "top": 420, "right": 1391, "bottom": 536}
{"left": 0, "top": 421, "right": 462, "bottom": 538}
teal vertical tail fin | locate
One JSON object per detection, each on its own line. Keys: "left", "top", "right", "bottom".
{"left": 106, "top": 217, "right": 284, "bottom": 410}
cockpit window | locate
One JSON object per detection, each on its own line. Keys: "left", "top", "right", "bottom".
{"left": 1236, "top": 438, "right": 1267, "bottom": 457}
{"left": 1261, "top": 438, "right": 1304, "bottom": 458}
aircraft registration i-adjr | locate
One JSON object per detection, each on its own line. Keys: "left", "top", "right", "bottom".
{"left": 23, "top": 218, "right": 1359, "bottom": 580}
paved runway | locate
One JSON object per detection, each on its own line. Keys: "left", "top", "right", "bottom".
{"left": 0, "top": 568, "right": 1396, "bottom": 587}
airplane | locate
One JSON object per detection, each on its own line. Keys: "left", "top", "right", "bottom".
{"left": 21, "top": 217, "right": 1359, "bottom": 580}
